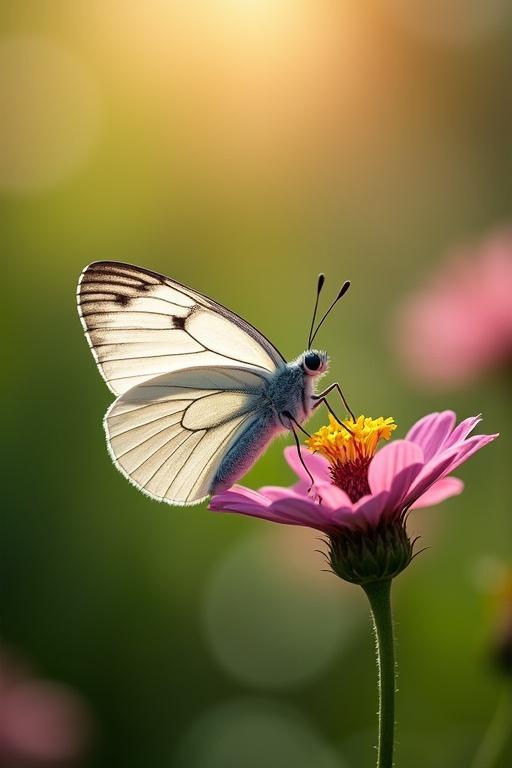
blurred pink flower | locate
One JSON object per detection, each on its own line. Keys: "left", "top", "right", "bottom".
{"left": 0, "top": 651, "right": 90, "bottom": 766}
{"left": 210, "top": 411, "right": 496, "bottom": 535}
{"left": 395, "top": 230, "right": 512, "bottom": 388}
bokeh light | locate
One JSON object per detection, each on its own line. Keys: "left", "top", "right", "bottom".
{"left": 0, "top": 36, "right": 101, "bottom": 193}
{"left": 173, "top": 697, "right": 342, "bottom": 768}
{"left": 202, "top": 529, "right": 362, "bottom": 688}
{"left": 0, "top": 649, "right": 91, "bottom": 765}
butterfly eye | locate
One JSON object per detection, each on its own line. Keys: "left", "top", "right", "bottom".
{"left": 304, "top": 352, "right": 321, "bottom": 371}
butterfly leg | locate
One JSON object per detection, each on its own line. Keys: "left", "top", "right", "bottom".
{"left": 312, "top": 381, "right": 355, "bottom": 421}
{"left": 280, "top": 411, "right": 321, "bottom": 502}
{"left": 282, "top": 410, "right": 311, "bottom": 438}
{"left": 312, "top": 396, "right": 355, "bottom": 436}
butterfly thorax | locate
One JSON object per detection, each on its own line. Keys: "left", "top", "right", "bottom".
{"left": 265, "top": 362, "right": 316, "bottom": 424}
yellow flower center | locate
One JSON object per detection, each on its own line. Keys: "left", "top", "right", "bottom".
{"left": 307, "top": 414, "right": 396, "bottom": 464}
{"left": 306, "top": 415, "right": 397, "bottom": 502}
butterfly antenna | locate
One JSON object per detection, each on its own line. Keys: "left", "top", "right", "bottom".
{"left": 310, "top": 280, "right": 350, "bottom": 345}
{"left": 307, "top": 273, "right": 325, "bottom": 348}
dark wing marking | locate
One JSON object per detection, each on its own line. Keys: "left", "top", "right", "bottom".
{"left": 77, "top": 261, "right": 285, "bottom": 395}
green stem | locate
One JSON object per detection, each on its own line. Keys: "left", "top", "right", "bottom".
{"left": 471, "top": 684, "right": 512, "bottom": 768}
{"left": 363, "top": 579, "right": 396, "bottom": 768}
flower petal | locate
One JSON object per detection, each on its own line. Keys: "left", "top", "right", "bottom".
{"left": 384, "top": 463, "right": 426, "bottom": 511}
{"left": 332, "top": 506, "right": 377, "bottom": 532}
{"left": 268, "top": 497, "right": 344, "bottom": 531}
{"left": 314, "top": 482, "right": 353, "bottom": 510}
{"left": 355, "top": 462, "right": 423, "bottom": 526}
{"left": 407, "top": 429, "right": 498, "bottom": 507}
{"left": 443, "top": 433, "right": 499, "bottom": 474}
{"left": 259, "top": 485, "right": 307, "bottom": 502}
{"left": 442, "top": 415, "right": 482, "bottom": 449}
{"left": 405, "top": 411, "right": 456, "bottom": 460}
{"left": 351, "top": 491, "right": 390, "bottom": 529}
{"left": 210, "top": 487, "right": 325, "bottom": 528}
{"left": 403, "top": 452, "right": 461, "bottom": 509}
{"left": 409, "top": 433, "right": 496, "bottom": 502}
{"left": 283, "top": 445, "right": 330, "bottom": 485}
{"left": 210, "top": 485, "right": 272, "bottom": 508}
{"left": 210, "top": 498, "right": 284, "bottom": 523}
{"left": 410, "top": 477, "right": 464, "bottom": 510}
{"left": 260, "top": 481, "right": 351, "bottom": 509}
{"left": 368, "top": 439, "right": 424, "bottom": 495}
{"left": 290, "top": 479, "right": 317, "bottom": 497}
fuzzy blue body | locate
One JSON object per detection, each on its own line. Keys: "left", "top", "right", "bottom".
{"left": 210, "top": 359, "right": 318, "bottom": 493}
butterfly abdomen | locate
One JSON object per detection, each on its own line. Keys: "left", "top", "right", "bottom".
{"left": 210, "top": 365, "right": 312, "bottom": 495}
{"left": 210, "top": 411, "right": 281, "bottom": 495}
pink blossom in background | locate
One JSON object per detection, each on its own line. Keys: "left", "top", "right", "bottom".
{"left": 210, "top": 411, "right": 496, "bottom": 535}
{"left": 394, "top": 230, "right": 512, "bottom": 389}
{"left": 0, "top": 651, "right": 91, "bottom": 766}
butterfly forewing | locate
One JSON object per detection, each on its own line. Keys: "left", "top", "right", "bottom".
{"left": 77, "top": 261, "right": 284, "bottom": 395}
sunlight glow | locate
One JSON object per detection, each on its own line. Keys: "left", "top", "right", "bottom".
{"left": 0, "top": 37, "right": 102, "bottom": 193}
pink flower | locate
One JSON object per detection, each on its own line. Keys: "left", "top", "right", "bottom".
{"left": 209, "top": 411, "right": 496, "bottom": 536}
{"left": 0, "top": 651, "right": 91, "bottom": 766}
{"left": 394, "top": 230, "right": 512, "bottom": 388}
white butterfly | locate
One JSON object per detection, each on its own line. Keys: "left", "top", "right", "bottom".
{"left": 77, "top": 262, "right": 352, "bottom": 505}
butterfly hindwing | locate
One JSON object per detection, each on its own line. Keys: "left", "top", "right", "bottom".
{"left": 104, "top": 366, "right": 269, "bottom": 505}
{"left": 77, "top": 261, "right": 284, "bottom": 396}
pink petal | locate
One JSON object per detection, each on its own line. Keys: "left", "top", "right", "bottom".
{"left": 209, "top": 487, "right": 275, "bottom": 522}
{"left": 353, "top": 462, "right": 424, "bottom": 528}
{"left": 314, "top": 482, "right": 353, "bottom": 510}
{"left": 410, "top": 477, "right": 464, "bottom": 510}
{"left": 209, "top": 488, "right": 320, "bottom": 528}
{"left": 442, "top": 415, "right": 481, "bottom": 449}
{"left": 259, "top": 485, "right": 307, "bottom": 502}
{"left": 384, "top": 463, "right": 426, "bottom": 511}
{"left": 352, "top": 491, "right": 390, "bottom": 529}
{"left": 403, "top": 452, "right": 461, "bottom": 509}
{"left": 283, "top": 445, "right": 330, "bottom": 485}
{"left": 443, "top": 433, "right": 498, "bottom": 474}
{"left": 369, "top": 440, "right": 424, "bottom": 495}
{"left": 260, "top": 481, "right": 351, "bottom": 509}
{"left": 210, "top": 499, "right": 273, "bottom": 517}
{"left": 285, "top": 477, "right": 322, "bottom": 497}
{"left": 268, "top": 497, "right": 344, "bottom": 531}
{"left": 408, "top": 431, "right": 498, "bottom": 503}
{"left": 405, "top": 411, "right": 449, "bottom": 443}
{"left": 334, "top": 507, "right": 375, "bottom": 531}
{"left": 210, "top": 486, "right": 271, "bottom": 508}
{"left": 405, "top": 411, "right": 456, "bottom": 460}
{"left": 212, "top": 484, "right": 351, "bottom": 531}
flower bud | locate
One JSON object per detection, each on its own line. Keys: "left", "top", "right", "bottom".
{"left": 327, "top": 516, "right": 414, "bottom": 585}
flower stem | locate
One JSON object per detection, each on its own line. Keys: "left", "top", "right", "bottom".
{"left": 363, "top": 579, "right": 396, "bottom": 768}
{"left": 471, "top": 684, "right": 512, "bottom": 768}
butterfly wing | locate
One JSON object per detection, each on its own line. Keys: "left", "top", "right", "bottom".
{"left": 104, "top": 365, "right": 271, "bottom": 506}
{"left": 77, "top": 261, "right": 285, "bottom": 396}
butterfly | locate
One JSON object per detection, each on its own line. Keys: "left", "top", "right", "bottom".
{"left": 76, "top": 261, "right": 352, "bottom": 505}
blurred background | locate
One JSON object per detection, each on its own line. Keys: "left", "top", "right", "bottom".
{"left": 1, "top": 1, "right": 511, "bottom": 766}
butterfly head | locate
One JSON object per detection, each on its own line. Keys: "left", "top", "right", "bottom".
{"left": 301, "top": 349, "right": 329, "bottom": 377}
